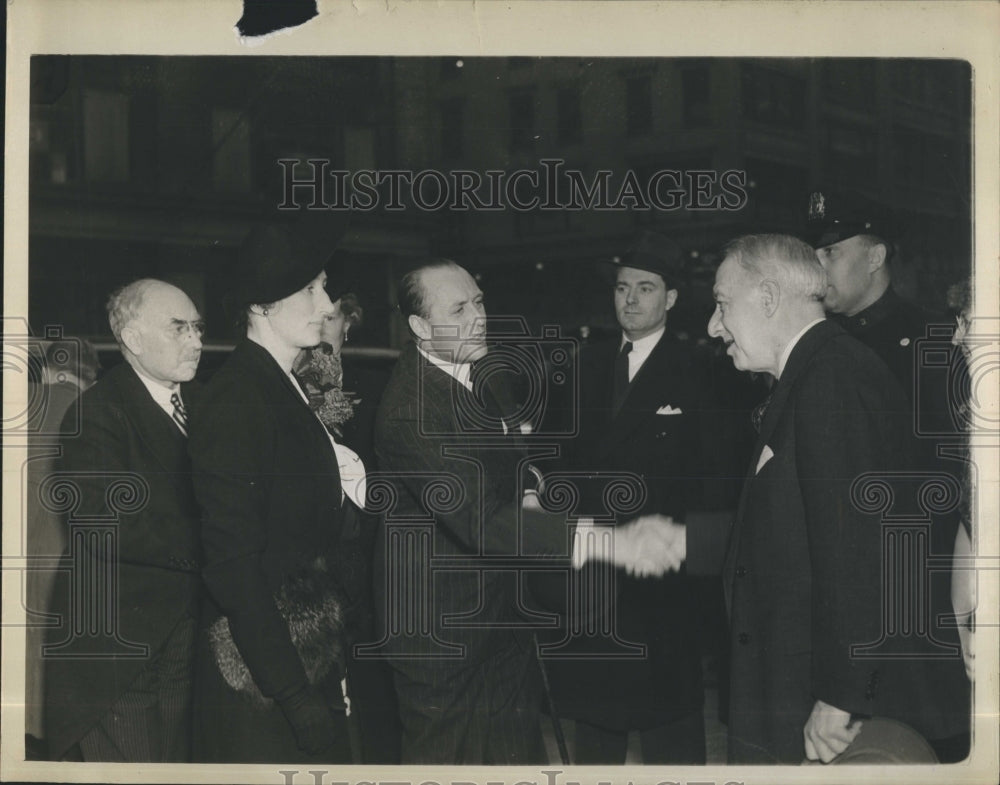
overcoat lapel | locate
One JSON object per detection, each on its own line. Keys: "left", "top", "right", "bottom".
{"left": 113, "top": 365, "right": 189, "bottom": 482}
{"left": 723, "top": 319, "right": 842, "bottom": 611}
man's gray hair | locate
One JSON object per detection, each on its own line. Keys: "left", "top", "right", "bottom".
{"left": 106, "top": 279, "right": 159, "bottom": 345}
{"left": 724, "top": 234, "right": 828, "bottom": 301}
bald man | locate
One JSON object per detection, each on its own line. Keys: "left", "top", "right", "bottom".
{"left": 45, "top": 279, "right": 204, "bottom": 761}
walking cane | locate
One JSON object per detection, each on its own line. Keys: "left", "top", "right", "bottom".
{"left": 534, "top": 634, "right": 571, "bottom": 765}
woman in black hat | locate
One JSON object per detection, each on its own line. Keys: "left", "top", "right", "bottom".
{"left": 292, "top": 286, "right": 403, "bottom": 764}
{"left": 188, "top": 221, "right": 357, "bottom": 763}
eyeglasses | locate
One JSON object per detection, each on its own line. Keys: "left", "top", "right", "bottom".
{"left": 167, "top": 320, "right": 206, "bottom": 340}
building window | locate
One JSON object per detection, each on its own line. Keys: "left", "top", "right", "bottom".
{"left": 211, "top": 108, "right": 251, "bottom": 193}
{"left": 344, "top": 126, "right": 377, "bottom": 173}
{"left": 440, "top": 98, "right": 465, "bottom": 159}
{"left": 556, "top": 87, "right": 582, "bottom": 144}
{"left": 509, "top": 90, "right": 535, "bottom": 152}
{"left": 826, "top": 121, "right": 878, "bottom": 183}
{"left": 741, "top": 64, "right": 806, "bottom": 129}
{"left": 625, "top": 75, "right": 653, "bottom": 137}
{"left": 744, "top": 157, "right": 808, "bottom": 222}
{"left": 681, "top": 65, "right": 711, "bottom": 128}
{"left": 83, "top": 89, "right": 129, "bottom": 182}
{"left": 892, "top": 127, "right": 956, "bottom": 190}
{"left": 823, "top": 60, "right": 877, "bottom": 110}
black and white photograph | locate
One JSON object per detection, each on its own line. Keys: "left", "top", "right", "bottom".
{"left": 3, "top": 2, "right": 998, "bottom": 784}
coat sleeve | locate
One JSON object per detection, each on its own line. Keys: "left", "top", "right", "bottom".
{"left": 188, "top": 385, "right": 309, "bottom": 700}
{"left": 794, "top": 357, "right": 900, "bottom": 716}
{"left": 375, "top": 400, "right": 573, "bottom": 560}
{"left": 59, "top": 397, "right": 199, "bottom": 570}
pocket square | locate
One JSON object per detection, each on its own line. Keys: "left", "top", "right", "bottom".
{"left": 755, "top": 445, "right": 774, "bottom": 475}
{"left": 656, "top": 405, "right": 683, "bottom": 415}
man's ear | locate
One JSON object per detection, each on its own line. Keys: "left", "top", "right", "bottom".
{"left": 119, "top": 324, "right": 143, "bottom": 356}
{"left": 408, "top": 314, "right": 431, "bottom": 340}
{"left": 664, "top": 289, "right": 679, "bottom": 312}
{"left": 867, "top": 242, "right": 888, "bottom": 274}
{"left": 759, "top": 279, "right": 781, "bottom": 318}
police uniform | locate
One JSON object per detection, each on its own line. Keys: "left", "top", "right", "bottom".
{"left": 805, "top": 189, "right": 971, "bottom": 763}
{"left": 832, "top": 287, "right": 935, "bottom": 404}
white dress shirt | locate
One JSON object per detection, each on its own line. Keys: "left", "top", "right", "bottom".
{"left": 416, "top": 344, "right": 473, "bottom": 390}
{"left": 621, "top": 326, "right": 665, "bottom": 382}
{"left": 416, "top": 344, "right": 528, "bottom": 434}
{"left": 132, "top": 367, "right": 187, "bottom": 435}
{"left": 777, "top": 318, "right": 825, "bottom": 378}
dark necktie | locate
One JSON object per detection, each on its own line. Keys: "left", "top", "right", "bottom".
{"left": 170, "top": 392, "right": 189, "bottom": 436}
{"left": 750, "top": 391, "right": 772, "bottom": 433}
{"left": 612, "top": 341, "right": 633, "bottom": 413}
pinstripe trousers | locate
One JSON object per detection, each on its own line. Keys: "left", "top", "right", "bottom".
{"left": 78, "top": 609, "right": 196, "bottom": 762}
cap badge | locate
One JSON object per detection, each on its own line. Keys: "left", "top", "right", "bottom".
{"left": 808, "top": 191, "right": 826, "bottom": 219}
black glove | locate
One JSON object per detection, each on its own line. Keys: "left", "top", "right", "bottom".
{"left": 276, "top": 684, "right": 338, "bottom": 755}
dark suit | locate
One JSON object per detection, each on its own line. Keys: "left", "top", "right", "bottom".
{"left": 371, "top": 343, "right": 572, "bottom": 764}
{"left": 44, "top": 363, "right": 201, "bottom": 761}
{"left": 721, "top": 320, "right": 968, "bottom": 763}
{"left": 188, "top": 338, "right": 355, "bottom": 763}
{"left": 544, "top": 331, "right": 710, "bottom": 762}
{"left": 835, "top": 290, "right": 971, "bottom": 761}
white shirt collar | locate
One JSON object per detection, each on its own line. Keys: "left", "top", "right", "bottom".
{"left": 620, "top": 326, "right": 665, "bottom": 382}
{"left": 416, "top": 344, "right": 472, "bottom": 391}
{"left": 621, "top": 325, "right": 665, "bottom": 354}
{"left": 131, "top": 364, "right": 180, "bottom": 414}
{"left": 777, "top": 318, "right": 825, "bottom": 378}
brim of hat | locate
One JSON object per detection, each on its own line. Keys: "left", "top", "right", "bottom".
{"left": 602, "top": 256, "right": 679, "bottom": 286}
{"left": 240, "top": 254, "right": 330, "bottom": 307}
{"left": 809, "top": 220, "right": 892, "bottom": 249}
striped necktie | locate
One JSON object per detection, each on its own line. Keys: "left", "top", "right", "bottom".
{"left": 170, "top": 392, "right": 189, "bottom": 436}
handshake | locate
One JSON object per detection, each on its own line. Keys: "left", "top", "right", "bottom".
{"left": 572, "top": 513, "right": 687, "bottom": 578}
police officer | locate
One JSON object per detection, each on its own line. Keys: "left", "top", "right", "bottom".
{"left": 805, "top": 190, "right": 971, "bottom": 763}
{"left": 806, "top": 189, "right": 935, "bottom": 401}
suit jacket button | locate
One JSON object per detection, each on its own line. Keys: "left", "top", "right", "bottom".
{"left": 736, "top": 566, "right": 748, "bottom": 577}
{"left": 738, "top": 632, "right": 750, "bottom": 645}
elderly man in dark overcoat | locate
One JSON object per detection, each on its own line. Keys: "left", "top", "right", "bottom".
{"left": 45, "top": 279, "right": 203, "bottom": 761}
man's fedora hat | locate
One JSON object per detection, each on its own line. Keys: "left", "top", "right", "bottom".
{"left": 805, "top": 188, "right": 897, "bottom": 250}
{"left": 226, "top": 209, "right": 350, "bottom": 313}
{"left": 607, "top": 230, "right": 685, "bottom": 289}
